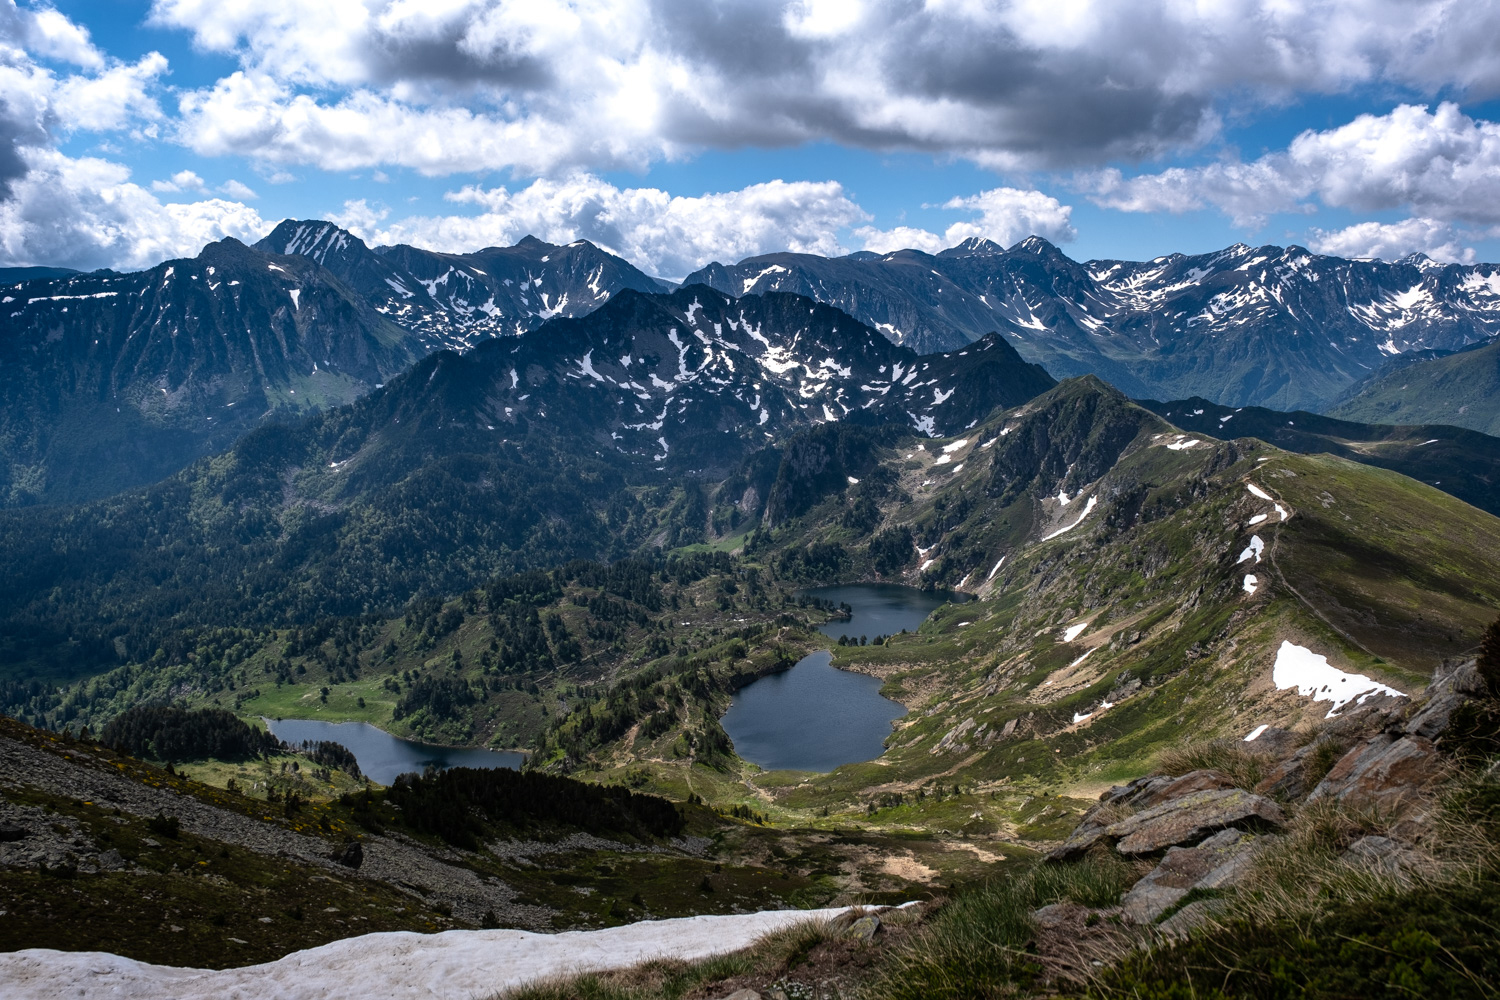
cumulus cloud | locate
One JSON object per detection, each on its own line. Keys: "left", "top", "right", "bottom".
{"left": 152, "top": 169, "right": 207, "bottom": 193}
{"left": 0, "top": 148, "right": 267, "bottom": 270}
{"left": 856, "top": 186, "right": 1076, "bottom": 254}
{"left": 1087, "top": 103, "right": 1500, "bottom": 228}
{"left": 1307, "top": 217, "right": 1486, "bottom": 264}
{"left": 148, "top": 0, "right": 1500, "bottom": 176}
{"left": 338, "top": 174, "right": 868, "bottom": 278}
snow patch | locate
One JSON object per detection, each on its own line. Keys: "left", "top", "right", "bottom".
{"left": 1165, "top": 437, "right": 1200, "bottom": 451}
{"left": 1243, "top": 574, "right": 1258, "bottom": 594}
{"left": 1237, "top": 535, "right": 1264, "bottom": 564}
{"left": 1247, "top": 514, "right": 1269, "bottom": 525}
{"left": 1247, "top": 483, "right": 1273, "bottom": 501}
{"left": 941, "top": 438, "right": 969, "bottom": 453}
{"left": 1244, "top": 724, "right": 1269, "bottom": 742}
{"left": 1063, "top": 623, "right": 1088, "bottom": 642}
{"left": 986, "top": 556, "right": 1006, "bottom": 581}
{"left": 1271, "top": 641, "right": 1407, "bottom": 718}
{"left": 1042, "top": 495, "right": 1097, "bottom": 541}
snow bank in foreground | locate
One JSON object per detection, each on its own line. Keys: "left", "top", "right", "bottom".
{"left": 1271, "top": 641, "right": 1406, "bottom": 719}
{"left": 0, "top": 908, "right": 868, "bottom": 1000}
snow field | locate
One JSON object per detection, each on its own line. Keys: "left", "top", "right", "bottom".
{"left": 0, "top": 908, "right": 880, "bottom": 1000}
{"left": 1237, "top": 535, "right": 1264, "bottom": 564}
{"left": 1062, "top": 623, "right": 1088, "bottom": 642}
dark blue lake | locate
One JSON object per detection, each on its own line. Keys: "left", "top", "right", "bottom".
{"left": 721, "top": 583, "right": 967, "bottom": 773}
{"left": 264, "top": 718, "right": 525, "bottom": 786}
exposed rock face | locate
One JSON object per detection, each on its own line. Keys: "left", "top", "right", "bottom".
{"left": 1105, "top": 788, "right": 1286, "bottom": 855}
{"left": 1307, "top": 735, "right": 1446, "bottom": 811}
{"left": 1119, "top": 829, "right": 1260, "bottom": 925}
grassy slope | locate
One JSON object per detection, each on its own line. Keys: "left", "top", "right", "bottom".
{"left": 1330, "top": 337, "right": 1500, "bottom": 436}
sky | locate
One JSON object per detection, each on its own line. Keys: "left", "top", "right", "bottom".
{"left": 7, "top": 0, "right": 1500, "bottom": 278}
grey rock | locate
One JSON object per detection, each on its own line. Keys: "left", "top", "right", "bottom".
{"left": 0, "top": 823, "right": 27, "bottom": 843}
{"left": 1155, "top": 898, "right": 1229, "bottom": 940}
{"left": 1119, "top": 831, "right": 1256, "bottom": 925}
{"left": 844, "top": 914, "right": 881, "bottom": 942}
{"left": 1241, "top": 726, "right": 1299, "bottom": 757}
{"left": 1031, "top": 902, "right": 1087, "bottom": 930}
{"left": 97, "top": 849, "right": 125, "bottom": 871}
{"left": 1428, "top": 657, "right": 1485, "bottom": 699}
{"left": 1343, "top": 835, "right": 1422, "bottom": 873}
{"left": 1308, "top": 735, "right": 1445, "bottom": 811}
{"left": 1106, "top": 789, "right": 1285, "bottom": 855}
{"left": 331, "top": 840, "right": 364, "bottom": 869}
{"left": 719, "top": 990, "right": 763, "bottom": 1000}
{"left": 1405, "top": 692, "right": 1470, "bottom": 739}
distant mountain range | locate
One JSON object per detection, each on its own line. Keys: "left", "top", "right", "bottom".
{"left": 7, "top": 220, "right": 1500, "bottom": 506}
{"left": 685, "top": 238, "right": 1500, "bottom": 411}
{"left": 0, "top": 225, "right": 669, "bottom": 506}
{"left": 255, "top": 220, "right": 666, "bottom": 352}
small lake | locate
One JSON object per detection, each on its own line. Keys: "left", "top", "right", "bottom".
{"left": 720, "top": 583, "right": 968, "bottom": 773}
{"left": 264, "top": 718, "right": 525, "bottom": 786}
{"left": 801, "top": 582, "right": 965, "bottom": 643}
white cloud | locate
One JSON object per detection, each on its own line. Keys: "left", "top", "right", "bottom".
{"left": 335, "top": 174, "right": 868, "bottom": 278}
{"left": 1307, "top": 217, "right": 1484, "bottom": 264}
{"left": 50, "top": 53, "right": 167, "bottom": 132}
{"left": 148, "top": 1, "right": 1500, "bottom": 176}
{"left": 0, "top": 148, "right": 267, "bottom": 270}
{"left": 855, "top": 187, "right": 1075, "bottom": 254}
{"left": 218, "top": 178, "right": 258, "bottom": 200}
{"left": 1087, "top": 103, "right": 1500, "bottom": 228}
{"left": 152, "top": 169, "right": 207, "bottom": 193}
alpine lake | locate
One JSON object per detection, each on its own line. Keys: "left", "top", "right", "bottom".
{"left": 720, "top": 583, "right": 968, "bottom": 773}
{"left": 265, "top": 718, "right": 524, "bottom": 786}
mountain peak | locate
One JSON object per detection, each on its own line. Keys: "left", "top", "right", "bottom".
{"left": 255, "top": 220, "right": 370, "bottom": 265}
{"left": 1010, "top": 235, "right": 1063, "bottom": 257}
{"left": 938, "top": 236, "right": 1007, "bottom": 258}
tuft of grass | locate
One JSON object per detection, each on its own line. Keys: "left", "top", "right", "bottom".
{"left": 863, "top": 854, "right": 1139, "bottom": 1000}
{"left": 1155, "top": 738, "right": 1265, "bottom": 790}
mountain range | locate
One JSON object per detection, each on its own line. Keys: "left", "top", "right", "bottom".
{"left": 685, "top": 238, "right": 1500, "bottom": 411}
{"left": 9, "top": 221, "right": 1500, "bottom": 510}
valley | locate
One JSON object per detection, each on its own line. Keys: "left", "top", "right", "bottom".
{"left": 3, "top": 232, "right": 1500, "bottom": 999}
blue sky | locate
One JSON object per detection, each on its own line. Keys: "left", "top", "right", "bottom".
{"left": 10, "top": 1, "right": 1500, "bottom": 275}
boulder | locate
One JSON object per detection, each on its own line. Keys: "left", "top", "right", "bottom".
{"left": 1404, "top": 692, "right": 1470, "bottom": 739}
{"left": 1342, "top": 834, "right": 1422, "bottom": 874}
{"left": 1307, "top": 735, "right": 1445, "bottom": 811}
{"left": 1134, "top": 770, "right": 1239, "bottom": 808}
{"left": 1031, "top": 901, "right": 1089, "bottom": 931}
{"left": 844, "top": 915, "right": 881, "bottom": 942}
{"left": 1098, "top": 775, "right": 1174, "bottom": 807}
{"left": 0, "top": 823, "right": 27, "bottom": 843}
{"left": 1118, "top": 829, "right": 1258, "bottom": 925}
{"left": 1106, "top": 789, "right": 1286, "bottom": 855}
{"left": 1155, "top": 898, "right": 1229, "bottom": 940}
{"left": 330, "top": 840, "right": 364, "bottom": 869}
